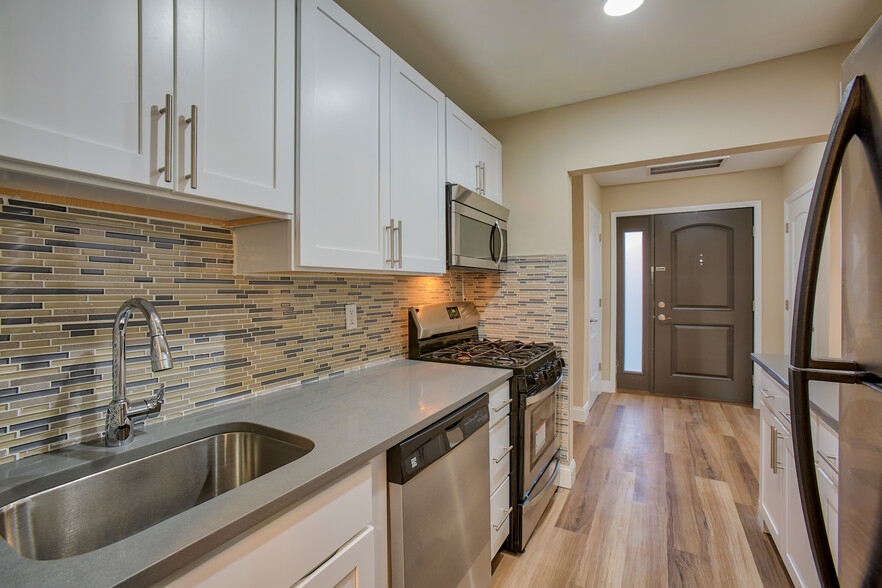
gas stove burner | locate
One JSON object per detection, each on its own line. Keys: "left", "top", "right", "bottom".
{"left": 421, "top": 337, "right": 557, "bottom": 369}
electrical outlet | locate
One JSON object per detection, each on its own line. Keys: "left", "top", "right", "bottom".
{"left": 345, "top": 303, "right": 357, "bottom": 330}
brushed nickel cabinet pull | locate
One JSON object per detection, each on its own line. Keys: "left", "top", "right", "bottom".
{"left": 493, "top": 506, "right": 513, "bottom": 531}
{"left": 396, "top": 219, "right": 403, "bottom": 268}
{"left": 480, "top": 161, "right": 486, "bottom": 194}
{"left": 185, "top": 105, "right": 198, "bottom": 189}
{"left": 492, "top": 398, "right": 513, "bottom": 412}
{"left": 475, "top": 163, "right": 481, "bottom": 193}
{"left": 494, "top": 445, "right": 513, "bottom": 464}
{"left": 157, "top": 94, "right": 173, "bottom": 183}
{"left": 770, "top": 423, "right": 778, "bottom": 474}
{"left": 386, "top": 219, "right": 395, "bottom": 266}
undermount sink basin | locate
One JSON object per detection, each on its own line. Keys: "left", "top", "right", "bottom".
{"left": 0, "top": 423, "right": 314, "bottom": 560}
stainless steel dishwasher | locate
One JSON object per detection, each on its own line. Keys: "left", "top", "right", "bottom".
{"left": 388, "top": 394, "right": 491, "bottom": 588}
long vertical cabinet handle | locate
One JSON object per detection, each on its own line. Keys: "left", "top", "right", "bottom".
{"left": 157, "top": 94, "right": 173, "bottom": 182}
{"left": 481, "top": 161, "right": 486, "bottom": 195}
{"left": 395, "top": 219, "right": 403, "bottom": 268}
{"left": 475, "top": 163, "right": 481, "bottom": 193}
{"left": 386, "top": 219, "right": 395, "bottom": 267}
{"left": 789, "top": 75, "right": 879, "bottom": 588}
{"left": 770, "top": 423, "right": 778, "bottom": 474}
{"left": 185, "top": 105, "right": 198, "bottom": 189}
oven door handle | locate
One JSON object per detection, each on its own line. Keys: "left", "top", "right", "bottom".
{"left": 526, "top": 374, "right": 563, "bottom": 407}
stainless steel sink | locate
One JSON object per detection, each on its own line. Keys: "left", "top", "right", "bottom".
{"left": 0, "top": 422, "right": 314, "bottom": 560}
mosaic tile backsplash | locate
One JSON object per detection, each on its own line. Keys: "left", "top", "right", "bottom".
{"left": 0, "top": 191, "right": 570, "bottom": 464}
{"left": 464, "top": 255, "right": 570, "bottom": 463}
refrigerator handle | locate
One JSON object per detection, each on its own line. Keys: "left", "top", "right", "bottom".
{"left": 789, "top": 74, "right": 881, "bottom": 588}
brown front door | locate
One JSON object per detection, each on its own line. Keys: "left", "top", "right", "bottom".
{"left": 652, "top": 208, "right": 754, "bottom": 403}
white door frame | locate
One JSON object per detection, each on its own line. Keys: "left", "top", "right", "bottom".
{"left": 783, "top": 181, "right": 815, "bottom": 350}
{"left": 609, "top": 200, "right": 763, "bottom": 392}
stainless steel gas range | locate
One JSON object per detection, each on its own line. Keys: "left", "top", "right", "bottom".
{"left": 408, "top": 301, "right": 564, "bottom": 552}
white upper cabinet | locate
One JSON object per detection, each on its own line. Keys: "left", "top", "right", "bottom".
{"left": 445, "top": 100, "right": 480, "bottom": 192}
{"left": 298, "top": 0, "right": 391, "bottom": 271}
{"left": 0, "top": 0, "right": 294, "bottom": 216}
{"left": 445, "top": 99, "right": 503, "bottom": 204}
{"left": 390, "top": 54, "right": 446, "bottom": 274}
{"left": 176, "top": 0, "right": 295, "bottom": 214}
{"left": 477, "top": 129, "right": 502, "bottom": 203}
{"left": 0, "top": 0, "right": 173, "bottom": 186}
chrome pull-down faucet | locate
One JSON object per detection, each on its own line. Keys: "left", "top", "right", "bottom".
{"left": 105, "top": 298, "right": 174, "bottom": 447}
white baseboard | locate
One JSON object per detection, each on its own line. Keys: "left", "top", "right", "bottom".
{"left": 557, "top": 458, "right": 576, "bottom": 489}
{"left": 572, "top": 399, "right": 591, "bottom": 423}
{"left": 602, "top": 380, "right": 615, "bottom": 393}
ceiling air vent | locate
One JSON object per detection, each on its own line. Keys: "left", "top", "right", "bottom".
{"left": 647, "top": 156, "right": 729, "bottom": 176}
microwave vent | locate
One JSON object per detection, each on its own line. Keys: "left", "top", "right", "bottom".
{"left": 648, "top": 156, "right": 729, "bottom": 176}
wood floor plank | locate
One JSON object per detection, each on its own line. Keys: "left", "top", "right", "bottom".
{"left": 576, "top": 468, "right": 636, "bottom": 587}
{"left": 624, "top": 501, "right": 668, "bottom": 588}
{"left": 665, "top": 452, "right": 705, "bottom": 556}
{"left": 663, "top": 407, "right": 690, "bottom": 456}
{"left": 722, "top": 435, "right": 760, "bottom": 507}
{"left": 701, "top": 401, "right": 735, "bottom": 437}
{"left": 695, "top": 477, "right": 765, "bottom": 588}
{"left": 555, "top": 444, "right": 610, "bottom": 535}
{"left": 735, "top": 502, "right": 794, "bottom": 588}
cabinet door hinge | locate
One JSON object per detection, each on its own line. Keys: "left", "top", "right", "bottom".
{"left": 752, "top": 225, "right": 756, "bottom": 237}
{"left": 785, "top": 222, "right": 790, "bottom": 234}
{"left": 752, "top": 300, "right": 756, "bottom": 311}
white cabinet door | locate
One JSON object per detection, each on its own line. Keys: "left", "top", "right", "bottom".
{"left": 176, "top": 0, "right": 295, "bottom": 214}
{"left": 298, "top": 0, "right": 390, "bottom": 270}
{"left": 0, "top": 0, "right": 173, "bottom": 186}
{"left": 445, "top": 98, "right": 479, "bottom": 192}
{"left": 760, "top": 406, "right": 786, "bottom": 545}
{"left": 816, "top": 464, "right": 839, "bottom": 570}
{"left": 477, "top": 129, "right": 502, "bottom": 204}
{"left": 294, "top": 526, "right": 375, "bottom": 588}
{"left": 785, "top": 445, "right": 821, "bottom": 588}
{"left": 390, "top": 54, "right": 446, "bottom": 274}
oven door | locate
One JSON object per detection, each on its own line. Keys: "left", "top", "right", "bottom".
{"left": 521, "top": 374, "right": 562, "bottom": 497}
{"left": 449, "top": 200, "right": 507, "bottom": 271}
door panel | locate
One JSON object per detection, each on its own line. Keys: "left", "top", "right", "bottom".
{"left": 671, "top": 225, "right": 734, "bottom": 309}
{"left": 653, "top": 208, "right": 754, "bottom": 403}
{"left": 588, "top": 203, "right": 602, "bottom": 407}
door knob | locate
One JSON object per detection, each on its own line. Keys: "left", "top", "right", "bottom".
{"left": 658, "top": 313, "right": 670, "bottom": 322}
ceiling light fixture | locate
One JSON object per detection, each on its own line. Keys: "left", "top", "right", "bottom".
{"left": 603, "top": 0, "right": 644, "bottom": 16}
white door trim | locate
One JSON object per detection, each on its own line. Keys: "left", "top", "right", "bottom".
{"left": 609, "top": 200, "right": 763, "bottom": 392}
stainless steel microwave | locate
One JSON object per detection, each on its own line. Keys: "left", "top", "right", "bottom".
{"left": 447, "top": 184, "right": 509, "bottom": 272}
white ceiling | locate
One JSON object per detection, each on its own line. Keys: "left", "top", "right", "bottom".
{"left": 335, "top": 0, "right": 882, "bottom": 123}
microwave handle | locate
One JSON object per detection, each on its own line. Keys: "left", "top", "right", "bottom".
{"left": 490, "top": 221, "right": 501, "bottom": 265}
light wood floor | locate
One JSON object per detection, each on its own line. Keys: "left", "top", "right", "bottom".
{"left": 491, "top": 391, "right": 793, "bottom": 587}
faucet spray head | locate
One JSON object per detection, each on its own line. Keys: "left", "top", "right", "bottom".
{"left": 150, "top": 335, "right": 174, "bottom": 371}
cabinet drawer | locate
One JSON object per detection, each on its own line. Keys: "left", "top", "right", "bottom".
{"left": 756, "top": 370, "right": 787, "bottom": 414}
{"left": 490, "top": 416, "right": 512, "bottom": 493}
{"left": 490, "top": 476, "right": 511, "bottom": 557}
{"left": 293, "top": 525, "right": 374, "bottom": 588}
{"left": 816, "top": 420, "right": 839, "bottom": 476}
{"left": 489, "top": 382, "right": 512, "bottom": 428}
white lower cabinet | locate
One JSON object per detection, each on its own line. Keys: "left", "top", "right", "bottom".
{"left": 294, "top": 526, "right": 375, "bottom": 588}
{"left": 756, "top": 367, "right": 839, "bottom": 588}
{"left": 487, "top": 381, "right": 512, "bottom": 558}
{"left": 156, "top": 463, "right": 376, "bottom": 588}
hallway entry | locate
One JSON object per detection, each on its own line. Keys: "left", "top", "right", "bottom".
{"left": 616, "top": 208, "right": 754, "bottom": 404}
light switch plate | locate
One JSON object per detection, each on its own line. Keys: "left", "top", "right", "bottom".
{"left": 345, "top": 303, "right": 357, "bottom": 330}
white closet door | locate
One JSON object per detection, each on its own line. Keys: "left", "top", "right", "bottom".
{"left": 175, "top": 0, "right": 295, "bottom": 214}
{"left": 390, "top": 54, "right": 446, "bottom": 274}
{"left": 0, "top": 0, "right": 172, "bottom": 186}
{"left": 445, "top": 98, "right": 479, "bottom": 191}
{"left": 298, "top": 0, "right": 390, "bottom": 270}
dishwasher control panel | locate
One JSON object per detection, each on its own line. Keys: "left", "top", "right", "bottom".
{"left": 387, "top": 393, "right": 489, "bottom": 485}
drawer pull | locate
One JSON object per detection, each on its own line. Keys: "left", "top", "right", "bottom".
{"left": 778, "top": 410, "right": 791, "bottom": 424}
{"left": 494, "top": 445, "right": 513, "bottom": 463}
{"left": 819, "top": 452, "right": 839, "bottom": 472}
{"left": 492, "top": 399, "right": 513, "bottom": 412}
{"left": 493, "top": 506, "right": 513, "bottom": 531}
{"left": 758, "top": 387, "right": 772, "bottom": 399}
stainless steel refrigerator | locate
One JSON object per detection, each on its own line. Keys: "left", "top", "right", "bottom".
{"left": 790, "top": 15, "right": 882, "bottom": 588}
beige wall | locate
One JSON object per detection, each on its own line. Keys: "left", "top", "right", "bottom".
{"left": 783, "top": 142, "right": 826, "bottom": 196}
{"left": 484, "top": 43, "right": 852, "bottom": 257}
{"left": 598, "top": 168, "right": 786, "bottom": 382}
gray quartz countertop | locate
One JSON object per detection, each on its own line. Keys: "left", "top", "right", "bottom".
{"left": 0, "top": 359, "right": 511, "bottom": 587}
{"left": 750, "top": 352, "right": 838, "bottom": 431}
